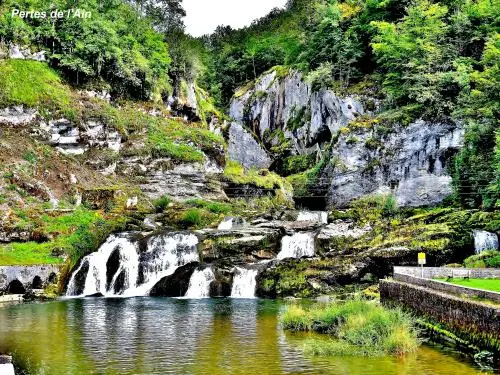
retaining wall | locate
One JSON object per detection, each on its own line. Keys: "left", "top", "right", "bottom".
{"left": 380, "top": 279, "right": 500, "bottom": 352}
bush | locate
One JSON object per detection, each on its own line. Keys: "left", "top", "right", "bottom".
{"left": 154, "top": 196, "right": 171, "bottom": 213}
{"left": 185, "top": 199, "right": 231, "bottom": 214}
{"left": 280, "top": 300, "right": 419, "bottom": 357}
{"left": 181, "top": 209, "right": 203, "bottom": 227}
{"left": 463, "top": 251, "right": 500, "bottom": 268}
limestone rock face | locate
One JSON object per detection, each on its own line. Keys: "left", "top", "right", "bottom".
{"left": 118, "top": 156, "right": 227, "bottom": 201}
{"left": 0, "top": 106, "right": 38, "bottom": 126}
{"left": 229, "top": 69, "right": 464, "bottom": 208}
{"left": 228, "top": 70, "right": 368, "bottom": 166}
{"left": 195, "top": 227, "right": 282, "bottom": 263}
{"left": 37, "top": 119, "right": 122, "bottom": 155}
{"left": 8, "top": 44, "right": 46, "bottom": 61}
{"left": 227, "top": 121, "right": 272, "bottom": 170}
{"left": 325, "top": 120, "right": 464, "bottom": 207}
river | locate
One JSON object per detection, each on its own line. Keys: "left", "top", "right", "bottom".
{"left": 0, "top": 298, "right": 484, "bottom": 375}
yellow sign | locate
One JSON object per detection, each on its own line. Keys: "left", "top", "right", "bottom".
{"left": 418, "top": 252, "right": 426, "bottom": 265}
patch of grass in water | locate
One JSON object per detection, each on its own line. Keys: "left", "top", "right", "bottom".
{"left": 281, "top": 300, "right": 420, "bottom": 357}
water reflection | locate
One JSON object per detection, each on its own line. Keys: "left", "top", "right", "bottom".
{"left": 0, "top": 298, "right": 485, "bottom": 375}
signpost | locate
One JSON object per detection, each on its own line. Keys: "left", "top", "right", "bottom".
{"left": 418, "top": 252, "right": 426, "bottom": 278}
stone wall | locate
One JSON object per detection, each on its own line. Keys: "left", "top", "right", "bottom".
{"left": 0, "top": 265, "right": 61, "bottom": 293}
{"left": 380, "top": 279, "right": 500, "bottom": 352}
{"left": 393, "top": 273, "right": 500, "bottom": 303}
{"left": 394, "top": 266, "right": 500, "bottom": 279}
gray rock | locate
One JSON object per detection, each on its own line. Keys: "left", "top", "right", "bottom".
{"left": 0, "top": 106, "right": 38, "bottom": 126}
{"left": 227, "top": 122, "right": 272, "bottom": 170}
{"left": 326, "top": 120, "right": 464, "bottom": 207}
{"left": 37, "top": 118, "right": 122, "bottom": 156}
{"left": 118, "top": 156, "right": 227, "bottom": 201}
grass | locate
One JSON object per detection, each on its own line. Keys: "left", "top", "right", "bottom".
{"left": 437, "top": 278, "right": 500, "bottom": 293}
{"left": 185, "top": 198, "right": 231, "bottom": 214}
{"left": 0, "top": 60, "right": 75, "bottom": 118}
{"left": 153, "top": 195, "right": 171, "bottom": 213}
{"left": 0, "top": 207, "right": 127, "bottom": 267}
{"left": 280, "top": 300, "right": 420, "bottom": 357}
{"left": 224, "top": 160, "right": 291, "bottom": 190}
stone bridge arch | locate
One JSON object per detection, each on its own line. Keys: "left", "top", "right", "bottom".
{"left": 0, "top": 265, "right": 61, "bottom": 294}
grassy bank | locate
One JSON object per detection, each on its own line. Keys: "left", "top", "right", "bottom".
{"left": 280, "top": 300, "right": 420, "bottom": 357}
{"left": 436, "top": 278, "right": 500, "bottom": 293}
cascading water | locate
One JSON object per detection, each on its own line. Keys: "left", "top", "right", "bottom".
{"left": 184, "top": 268, "right": 215, "bottom": 298}
{"left": 66, "top": 232, "right": 200, "bottom": 297}
{"left": 132, "top": 233, "right": 199, "bottom": 296}
{"left": 473, "top": 230, "right": 499, "bottom": 254}
{"left": 231, "top": 267, "right": 258, "bottom": 298}
{"left": 297, "top": 211, "right": 328, "bottom": 224}
{"left": 277, "top": 232, "right": 315, "bottom": 260}
{"left": 66, "top": 235, "right": 137, "bottom": 296}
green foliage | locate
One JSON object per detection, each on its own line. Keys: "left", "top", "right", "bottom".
{"left": 185, "top": 199, "right": 231, "bottom": 214}
{"left": 0, "top": 0, "right": 172, "bottom": 100}
{"left": 153, "top": 195, "right": 171, "bottom": 213}
{"left": 0, "top": 207, "right": 127, "bottom": 266}
{"left": 281, "top": 300, "right": 420, "bottom": 357}
{"left": 463, "top": 251, "right": 500, "bottom": 269}
{"left": 279, "top": 154, "right": 316, "bottom": 177}
{"left": 180, "top": 208, "right": 203, "bottom": 227}
{"left": 0, "top": 60, "right": 74, "bottom": 116}
{"left": 224, "top": 160, "right": 291, "bottom": 190}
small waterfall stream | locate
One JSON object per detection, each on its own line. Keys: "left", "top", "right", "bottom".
{"left": 473, "top": 230, "right": 499, "bottom": 254}
{"left": 277, "top": 232, "right": 315, "bottom": 260}
{"left": 184, "top": 268, "right": 215, "bottom": 298}
{"left": 297, "top": 211, "right": 327, "bottom": 224}
{"left": 231, "top": 267, "right": 258, "bottom": 298}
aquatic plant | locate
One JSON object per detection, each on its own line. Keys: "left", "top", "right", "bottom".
{"left": 280, "top": 300, "right": 420, "bottom": 356}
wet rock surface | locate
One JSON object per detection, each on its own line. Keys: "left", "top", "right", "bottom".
{"left": 149, "top": 262, "right": 199, "bottom": 297}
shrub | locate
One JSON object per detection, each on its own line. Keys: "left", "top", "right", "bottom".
{"left": 154, "top": 196, "right": 171, "bottom": 213}
{"left": 181, "top": 209, "right": 203, "bottom": 227}
{"left": 463, "top": 251, "right": 500, "bottom": 268}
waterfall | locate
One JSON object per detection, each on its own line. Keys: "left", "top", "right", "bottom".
{"left": 297, "top": 211, "right": 328, "bottom": 224}
{"left": 231, "top": 267, "right": 258, "bottom": 298}
{"left": 277, "top": 232, "right": 315, "bottom": 260}
{"left": 66, "top": 232, "right": 200, "bottom": 297}
{"left": 66, "top": 235, "right": 137, "bottom": 296}
{"left": 473, "top": 230, "right": 499, "bottom": 254}
{"left": 184, "top": 268, "right": 215, "bottom": 298}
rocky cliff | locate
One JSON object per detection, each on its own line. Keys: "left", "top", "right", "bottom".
{"left": 228, "top": 68, "right": 464, "bottom": 208}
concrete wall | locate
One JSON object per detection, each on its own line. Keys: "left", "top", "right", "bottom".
{"left": 394, "top": 266, "right": 500, "bottom": 279}
{"left": 393, "top": 273, "right": 500, "bottom": 303}
{"left": 0, "top": 265, "right": 61, "bottom": 293}
{"left": 380, "top": 279, "right": 500, "bottom": 352}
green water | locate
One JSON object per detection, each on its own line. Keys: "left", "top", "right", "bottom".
{"left": 0, "top": 298, "right": 485, "bottom": 375}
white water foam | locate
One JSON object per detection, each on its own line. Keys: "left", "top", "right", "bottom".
{"left": 231, "top": 267, "right": 258, "bottom": 298}
{"left": 277, "top": 232, "right": 315, "bottom": 260}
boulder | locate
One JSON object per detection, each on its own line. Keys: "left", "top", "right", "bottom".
{"left": 149, "top": 262, "right": 199, "bottom": 297}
